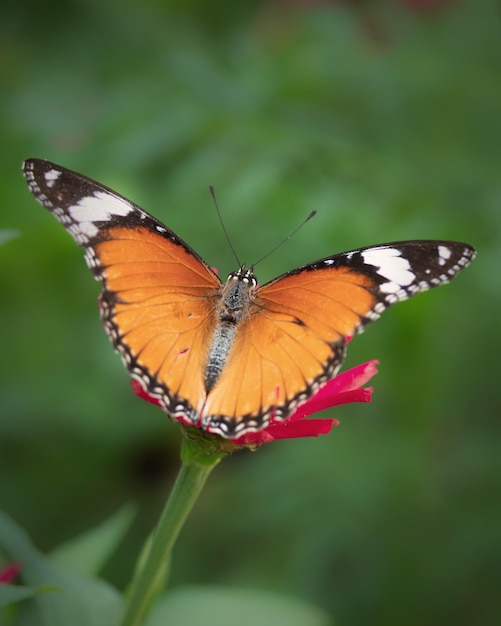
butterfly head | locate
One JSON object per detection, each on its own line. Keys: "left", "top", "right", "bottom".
{"left": 226, "top": 266, "right": 258, "bottom": 290}
{"left": 217, "top": 266, "right": 258, "bottom": 324}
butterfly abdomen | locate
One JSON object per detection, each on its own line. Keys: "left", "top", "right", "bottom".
{"left": 205, "top": 323, "right": 237, "bottom": 392}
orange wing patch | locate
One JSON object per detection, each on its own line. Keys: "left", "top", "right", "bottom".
{"left": 95, "top": 225, "right": 221, "bottom": 417}
{"left": 261, "top": 266, "right": 377, "bottom": 339}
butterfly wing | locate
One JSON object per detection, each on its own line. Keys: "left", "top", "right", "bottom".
{"left": 202, "top": 241, "right": 475, "bottom": 437}
{"left": 23, "top": 158, "right": 221, "bottom": 421}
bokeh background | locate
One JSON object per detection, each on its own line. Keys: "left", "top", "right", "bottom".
{"left": 1, "top": 0, "right": 500, "bottom": 624}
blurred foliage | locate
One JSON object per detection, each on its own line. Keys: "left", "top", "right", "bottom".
{"left": 1, "top": 0, "right": 500, "bottom": 624}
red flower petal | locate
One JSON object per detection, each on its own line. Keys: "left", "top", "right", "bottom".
{"left": 289, "top": 360, "right": 378, "bottom": 420}
{"left": 131, "top": 378, "right": 162, "bottom": 407}
{"left": 231, "top": 417, "right": 338, "bottom": 446}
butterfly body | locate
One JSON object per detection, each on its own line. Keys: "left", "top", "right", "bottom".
{"left": 205, "top": 267, "right": 256, "bottom": 392}
{"left": 23, "top": 159, "right": 476, "bottom": 438}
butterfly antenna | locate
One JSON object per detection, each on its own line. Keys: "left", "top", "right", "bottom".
{"left": 251, "top": 210, "right": 317, "bottom": 269}
{"left": 210, "top": 185, "right": 241, "bottom": 268}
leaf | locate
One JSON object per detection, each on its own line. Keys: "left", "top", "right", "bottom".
{"left": 146, "top": 585, "right": 332, "bottom": 626}
{"left": 0, "top": 511, "right": 123, "bottom": 626}
{"left": 49, "top": 504, "right": 136, "bottom": 576}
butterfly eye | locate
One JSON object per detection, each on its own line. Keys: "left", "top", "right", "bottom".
{"left": 244, "top": 274, "right": 257, "bottom": 289}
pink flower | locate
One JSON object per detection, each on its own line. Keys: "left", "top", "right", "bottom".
{"left": 0, "top": 562, "right": 21, "bottom": 584}
{"left": 131, "top": 360, "right": 378, "bottom": 447}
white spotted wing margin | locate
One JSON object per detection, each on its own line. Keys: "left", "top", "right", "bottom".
{"left": 273, "top": 240, "right": 476, "bottom": 330}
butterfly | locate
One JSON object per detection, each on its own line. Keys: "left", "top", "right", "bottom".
{"left": 23, "top": 159, "right": 476, "bottom": 439}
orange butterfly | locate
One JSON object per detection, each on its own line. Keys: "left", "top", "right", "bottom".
{"left": 23, "top": 159, "right": 475, "bottom": 438}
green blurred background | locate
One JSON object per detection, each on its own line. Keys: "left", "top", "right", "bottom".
{"left": 1, "top": 0, "right": 500, "bottom": 624}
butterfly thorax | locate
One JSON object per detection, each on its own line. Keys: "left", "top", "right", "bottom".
{"left": 217, "top": 266, "right": 257, "bottom": 321}
{"left": 204, "top": 266, "right": 257, "bottom": 392}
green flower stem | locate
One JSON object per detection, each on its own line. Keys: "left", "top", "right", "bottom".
{"left": 121, "top": 431, "right": 228, "bottom": 626}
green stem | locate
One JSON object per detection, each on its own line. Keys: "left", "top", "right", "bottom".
{"left": 121, "top": 431, "right": 228, "bottom": 626}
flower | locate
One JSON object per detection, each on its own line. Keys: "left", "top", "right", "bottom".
{"left": 131, "top": 360, "right": 378, "bottom": 447}
{"left": 233, "top": 359, "right": 378, "bottom": 446}
{"left": 0, "top": 562, "right": 21, "bottom": 584}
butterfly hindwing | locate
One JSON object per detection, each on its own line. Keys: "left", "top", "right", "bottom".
{"left": 201, "top": 305, "right": 347, "bottom": 436}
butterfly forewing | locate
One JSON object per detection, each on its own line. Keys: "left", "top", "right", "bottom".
{"left": 24, "top": 159, "right": 476, "bottom": 439}
{"left": 266, "top": 240, "right": 476, "bottom": 325}
{"left": 201, "top": 241, "right": 475, "bottom": 437}
{"left": 23, "top": 158, "right": 221, "bottom": 421}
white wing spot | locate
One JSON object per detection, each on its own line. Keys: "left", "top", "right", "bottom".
{"left": 438, "top": 245, "right": 452, "bottom": 266}
{"left": 68, "top": 191, "right": 134, "bottom": 238}
{"left": 44, "top": 169, "right": 62, "bottom": 188}
{"left": 362, "top": 247, "right": 415, "bottom": 293}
